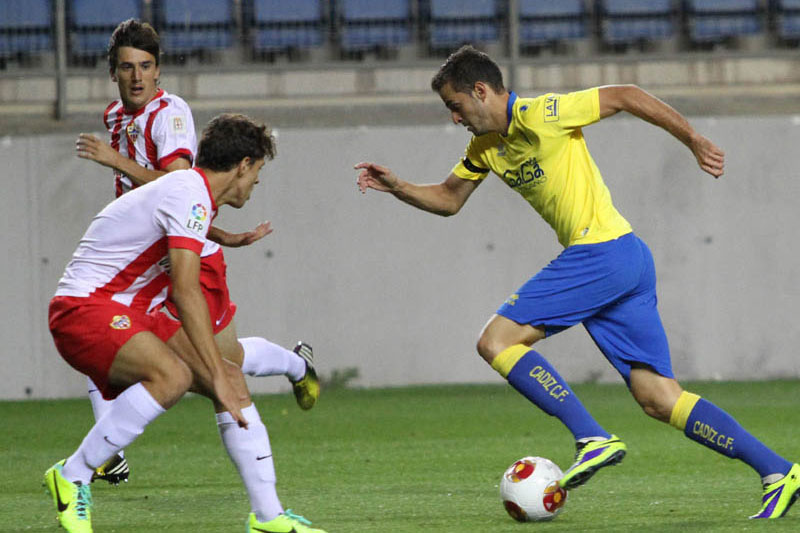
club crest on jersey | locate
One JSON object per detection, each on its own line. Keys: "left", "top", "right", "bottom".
{"left": 126, "top": 122, "right": 140, "bottom": 143}
{"left": 186, "top": 203, "right": 208, "bottom": 234}
{"left": 110, "top": 315, "right": 131, "bottom": 330}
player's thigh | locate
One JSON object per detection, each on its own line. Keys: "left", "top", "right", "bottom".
{"left": 109, "top": 330, "right": 192, "bottom": 407}
{"left": 584, "top": 291, "right": 674, "bottom": 387}
{"left": 477, "top": 314, "right": 545, "bottom": 362}
{"left": 166, "top": 326, "right": 250, "bottom": 403}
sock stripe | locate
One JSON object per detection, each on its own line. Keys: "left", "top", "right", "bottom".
{"left": 669, "top": 391, "right": 701, "bottom": 431}
{"left": 491, "top": 344, "right": 530, "bottom": 378}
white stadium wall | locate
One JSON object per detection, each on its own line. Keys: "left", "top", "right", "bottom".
{"left": 3, "top": 115, "right": 800, "bottom": 400}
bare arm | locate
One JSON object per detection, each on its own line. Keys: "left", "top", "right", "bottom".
{"left": 598, "top": 85, "right": 725, "bottom": 178}
{"left": 76, "top": 133, "right": 191, "bottom": 185}
{"left": 76, "top": 136, "right": 269, "bottom": 248}
{"left": 168, "top": 247, "right": 247, "bottom": 428}
{"left": 355, "top": 162, "right": 480, "bottom": 216}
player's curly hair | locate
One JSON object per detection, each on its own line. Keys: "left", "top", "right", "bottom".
{"left": 431, "top": 45, "right": 505, "bottom": 95}
{"left": 108, "top": 19, "right": 160, "bottom": 72}
{"left": 196, "top": 114, "right": 276, "bottom": 171}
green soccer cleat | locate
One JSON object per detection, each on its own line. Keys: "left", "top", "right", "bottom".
{"left": 91, "top": 453, "right": 129, "bottom": 485}
{"left": 559, "top": 435, "right": 627, "bottom": 490}
{"left": 291, "top": 342, "right": 320, "bottom": 411}
{"left": 44, "top": 460, "right": 93, "bottom": 533}
{"left": 246, "top": 510, "right": 327, "bottom": 533}
{"left": 749, "top": 463, "right": 800, "bottom": 519}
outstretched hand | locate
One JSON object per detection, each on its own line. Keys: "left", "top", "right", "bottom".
{"left": 690, "top": 134, "right": 725, "bottom": 178}
{"left": 354, "top": 162, "right": 399, "bottom": 193}
{"left": 211, "top": 222, "right": 273, "bottom": 248}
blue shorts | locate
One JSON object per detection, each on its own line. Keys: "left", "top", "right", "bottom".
{"left": 497, "top": 232, "right": 673, "bottom": 385}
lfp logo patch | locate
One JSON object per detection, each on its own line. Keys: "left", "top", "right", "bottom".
{"left": 110, "top": 315, "right": 131, "bottom": 330}
{"left": 186, "top": 203, "right": 208, "bottom": 234}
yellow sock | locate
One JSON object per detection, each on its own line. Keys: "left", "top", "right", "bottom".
{"left": 490, "top": 344, "right": 530, "bottom": 378}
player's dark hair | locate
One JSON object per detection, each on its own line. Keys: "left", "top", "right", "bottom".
{"left": 431, "top": 45, "right": 505, "bottom": 94}
{"left": 108, "top": 19, "right": 160, "bottom": 72}
{"left": 196, "top": 114, "right": 276, "bottom": 172}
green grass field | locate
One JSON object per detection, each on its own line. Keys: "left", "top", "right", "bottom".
{"left": 3, "top": 380, "right": 799, "bottom": 532}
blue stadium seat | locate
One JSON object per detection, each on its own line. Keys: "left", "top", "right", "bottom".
{"left": 251, "top": 0, "right": 324, "bottom": 52}
{"left": 69, "top": 0, "right": 142, "bottom": 57}
{"left": 774, "top": 0, "right": 800, "bottom": 40}
{"left": 158, "top": 0, "right": 234, "bottom": 53}
{"left": 0, "top": 0, "right": 52, "bottom": 56}
{"left": 429, "top": 0, "right": 500, "bottom": 49}
{"left": 518, "top": 0, "right": 587, "bottom": 46}
{"left": 600, "top": 0, "right": 674, "bottom": 44}
{"left": 686, "top": 0, "right": 762, "bottom": 43}
{"left": 339, "top": 0, "right": 412, "bottom": 51}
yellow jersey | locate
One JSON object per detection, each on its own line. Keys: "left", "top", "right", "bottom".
{"left": 451, "top": 89, "right": 632, "bottom": 247}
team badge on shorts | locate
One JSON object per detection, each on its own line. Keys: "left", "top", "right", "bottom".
{"left": 110, "top": 315, "right": 131, "bottom": 330}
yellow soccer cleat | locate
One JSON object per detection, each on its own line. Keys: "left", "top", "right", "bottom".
{"left": 291, "top": 342, "right": 320, "bottom": 410}
{"left": 559, "top": 435, "right": 627, "bottom": 490}
{"left": 749, "top": 463, "right": 800, "bottom": 519}
{"left": 246, "top": 510, "right": 327, "bottom": 533}
{"left": 44, "top": 460, "right": 93, "bottom": 532}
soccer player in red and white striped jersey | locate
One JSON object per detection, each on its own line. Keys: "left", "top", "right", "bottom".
{"left": 73, "top": 20, "right": 319, "bottom": 487}
{"left": 48, "top": 114, "right": 327, "bottom": 533}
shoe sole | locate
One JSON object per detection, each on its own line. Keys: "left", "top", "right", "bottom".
{"left": 560, "top": 449, "right": 626, "bottom": 490}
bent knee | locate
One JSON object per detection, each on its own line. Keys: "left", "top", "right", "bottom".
{"left": 476, "top": 333, "right": 505, "bottom": 364}
{"left": 634, "top": 396, "right": 675, "bottom": 423}
{"left": 144, "top": 356, "right": 192, "bottom": 407}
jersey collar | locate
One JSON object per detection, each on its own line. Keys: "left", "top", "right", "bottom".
{"left": 123, "top": 88, "right": 165, "bottom": 116}
{"left": 503, "top": 91, "right": 518, "bottom": 137}
{"left": 193, "top": 167, "right": 218, "bottom": 214}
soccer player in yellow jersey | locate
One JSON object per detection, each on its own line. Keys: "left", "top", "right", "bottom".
{"left": 355, "top": 45, "right": 799, "bottom": 519}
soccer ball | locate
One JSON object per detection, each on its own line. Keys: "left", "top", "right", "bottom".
{"left": 500, "top": 456, "right": 568, "bottom": 522}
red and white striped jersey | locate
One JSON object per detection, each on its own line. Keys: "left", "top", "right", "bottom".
{"left": 55, "top": 169, "right": 216, "bottom": 313}
{"left": 103, "top": 88, "right": 197, "bottom": 198}
{"left": 103, "top": 88, "right": 219, "bottom": 257}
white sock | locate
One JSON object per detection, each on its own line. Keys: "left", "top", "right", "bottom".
{"left": 63, "top": 383, "right": 165, "bottom": 484}
{"left": 217, "top": 403, "right": 283, "bottom": 522}
{"left": 87, "top": 377, "right": 124, "bottom": 459}
{"left": 239, "top": 337, "right": 306, "bottom": 381}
